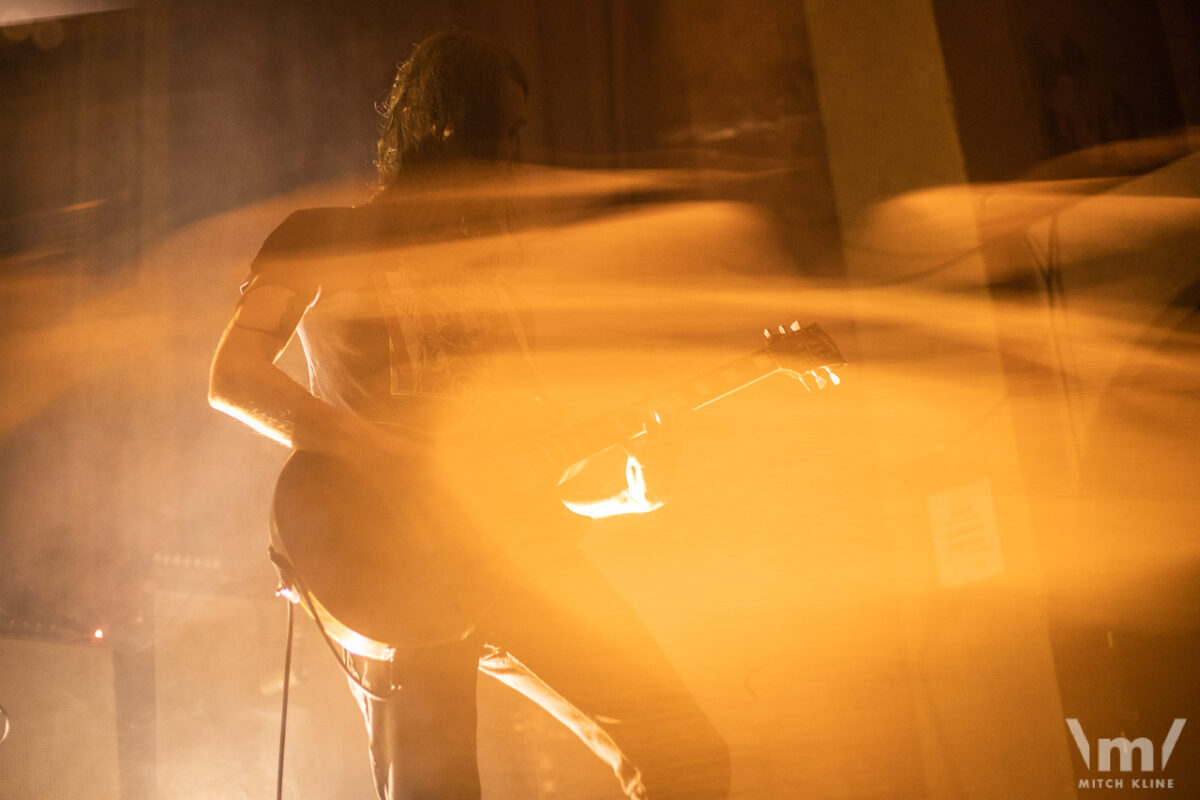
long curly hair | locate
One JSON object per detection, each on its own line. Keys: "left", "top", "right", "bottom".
{"left": 375, "top": 30, "right": 527, "bottom": 188}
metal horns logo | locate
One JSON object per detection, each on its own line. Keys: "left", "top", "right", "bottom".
{"left": 1066, "top": 718, "right": 1187, "bottom": 773}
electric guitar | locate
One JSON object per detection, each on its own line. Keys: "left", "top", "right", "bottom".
{"left": 271, "top": 322, "right": 845, "bottom": 655}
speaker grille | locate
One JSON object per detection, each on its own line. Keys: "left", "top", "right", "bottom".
{"left": 0, "top": 637, "right": 120, "bottom": 800}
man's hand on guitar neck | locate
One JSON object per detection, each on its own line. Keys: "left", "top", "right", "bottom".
{"left": 557, "top": 398, "right": 686, "bottom": 520}
{"left": 623, "top": 397, "right": 686, "bottom": 507}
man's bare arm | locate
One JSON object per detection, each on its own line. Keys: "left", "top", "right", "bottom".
{"left": 208, "top": 285, "right": 413, "bottom": 462}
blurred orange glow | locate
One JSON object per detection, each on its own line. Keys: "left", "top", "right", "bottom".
{"left": 5, "top": 144, "right": 1198, "bottom": 796}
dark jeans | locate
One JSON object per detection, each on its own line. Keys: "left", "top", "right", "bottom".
{"left": 344, "top": 539, "right": 730, "bottom": 800}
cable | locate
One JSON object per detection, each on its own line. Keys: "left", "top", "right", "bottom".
{"left": 275, "top": 599, "right": 295, "bottom": 800}
{"left": 268, "top": 546, "right": 400, "bottom": 702}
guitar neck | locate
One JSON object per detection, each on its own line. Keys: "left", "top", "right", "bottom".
{"left": 513, "top": 347, "right": 783, "bottom": 488}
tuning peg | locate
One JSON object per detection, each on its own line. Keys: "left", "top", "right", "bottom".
{"left": 789, "top": 320, "right": 801, "bottom": 331}
{"left": 763, "top": 328, "right": 771, "bottom": 338}
{"left": 824, "top": 367, "right": 841, "bottom": 386}
{"left": 810, "top": 370, "right": 828, "bottom": 389}
{"left": 778, "top": 324, "right": 787, "bottom": 334}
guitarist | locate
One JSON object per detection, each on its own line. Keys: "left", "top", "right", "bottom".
{"left": 209, "top": 30, "right": 729, "bottom": 800}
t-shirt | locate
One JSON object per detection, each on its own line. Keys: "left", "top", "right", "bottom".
{"left": 241, "top": 189, "right": 542, "bottom": 440}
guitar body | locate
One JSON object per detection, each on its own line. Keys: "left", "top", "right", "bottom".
{"left": 272, "top": 450, "right": 510, "bottom": 650}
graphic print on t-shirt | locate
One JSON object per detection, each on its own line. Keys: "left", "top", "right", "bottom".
{"left": 373, "top": 265, "right": 525, "bottom": 409}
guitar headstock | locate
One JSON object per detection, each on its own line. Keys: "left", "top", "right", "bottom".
{"left": 764, "top": 321, "right": 846, "bottom": 391}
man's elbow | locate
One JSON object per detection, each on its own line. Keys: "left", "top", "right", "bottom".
{"left": 207, "top": 350, "right": 239, "bottom": 412}
{"left": 206, "top": 353, "right": 293, "bottom": 448}
{"left": 207, "top": 346, "right": 259, "bottom": 418}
